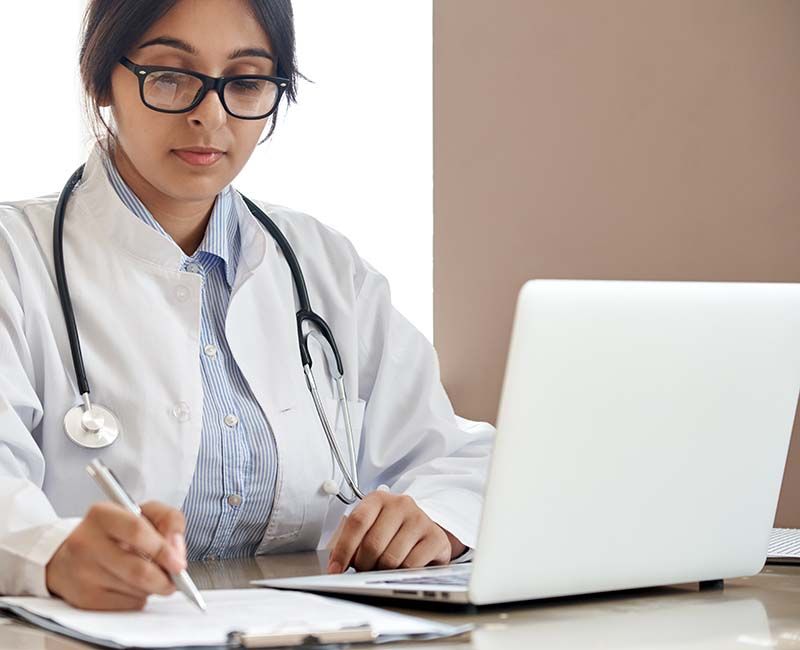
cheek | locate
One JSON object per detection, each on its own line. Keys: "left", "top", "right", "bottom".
{"left": 109, "top": 75, "right": 142, "bottom": 125}
{"left": 237, "top": 118, "right": 270, "bottom": 149}
{"left": 110, "top": 75, "right": 175, "bottom": 137}
{"left": 113, "top": 92, "right": 172, "bottom": 146}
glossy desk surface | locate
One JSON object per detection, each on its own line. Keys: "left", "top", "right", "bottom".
{"left": 1, "top": 552, "right": 798, "bottom": 649}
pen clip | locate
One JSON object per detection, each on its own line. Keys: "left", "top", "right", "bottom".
{"left": 106, "top": 466, "right": 136, "bottom": 503}
{"left": 86, "top": 458, "right": 141, "bottom": 515}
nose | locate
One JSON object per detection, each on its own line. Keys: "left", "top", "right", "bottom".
{"left": 187, "top": 87, "right": 227, "bottom": 129}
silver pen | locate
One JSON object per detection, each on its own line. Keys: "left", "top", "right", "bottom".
{"left": 85, "top": 458, "right": 207, "bottom": 612}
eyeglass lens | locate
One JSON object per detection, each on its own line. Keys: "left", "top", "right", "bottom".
{"left": 143, "top": 70, "right": 279, "bottom": 117}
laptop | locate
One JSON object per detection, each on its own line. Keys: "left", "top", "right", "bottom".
{"left": 767, "top": 528, "right": 800, "bottom": 565}
{"left": 254, "top": 280, "right": 800, "bottom": 605}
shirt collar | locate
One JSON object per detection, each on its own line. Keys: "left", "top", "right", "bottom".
{"left": 100, "top": 143, "right": 240, "bottom": 288}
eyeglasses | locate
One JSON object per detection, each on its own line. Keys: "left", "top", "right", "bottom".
{"left": 118, "top": 56, "right": 289, "bottom": 120}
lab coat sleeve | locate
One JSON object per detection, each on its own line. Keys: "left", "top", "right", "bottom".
{"left": 353, "top": 256, "right": 495, "bottom": 552}
{"left": 0, "top": 226, "right": 82, "bottom": 596}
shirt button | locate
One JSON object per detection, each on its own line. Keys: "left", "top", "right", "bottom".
{"left": 186, "top": 262, "right": 202, "bottom": 274}
{"left": 172, "top": 401, "right": 191, "bottom": 422}
{"left": 203, "top": 344, "right": 218, "bottom": 358}
{"left": 224, "top": 414, "right": 239, "bottom": 427}
{"left": 175, "top": 285, "right": 190, "bottom": 302}
{"left": 227, "top": 493, "right": 243, "bottom": 507}
{"left": 204, "top": 553, "right": 219, "bottom": 562}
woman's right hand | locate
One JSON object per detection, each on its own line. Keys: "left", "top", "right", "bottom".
{"left": 45, "top": 501, "right": 187, "bottom": 610}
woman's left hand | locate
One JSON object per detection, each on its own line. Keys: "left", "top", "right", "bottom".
{"left": 327, "top": 490, "right": 466, "bottom": 573}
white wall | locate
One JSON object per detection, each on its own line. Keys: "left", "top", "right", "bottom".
{"left": 0, "top": 1, "right": 86, "bottom": 201}
{"left": 0, "top": 0, "right": 433, "bottom": 339}
{"left": 240, "top": 1, "right": 433, "bottom": 338}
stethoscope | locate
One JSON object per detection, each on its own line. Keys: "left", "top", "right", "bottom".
{"left": 54, "top": 164, "right": 365, "bottom": 504}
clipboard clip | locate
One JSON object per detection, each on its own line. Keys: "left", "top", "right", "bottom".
{"left": 227, "top": 623, "right": 377, "bottom": 648}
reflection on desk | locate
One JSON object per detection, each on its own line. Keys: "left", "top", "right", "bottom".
{"left": 1, "top": 554, "right": 800, "bottom": 649}
{"left": 473, "top": 597, "right": 769, "bottom": 649}
{"left": 188, "top": 551, "right": 329, "bottom": 590}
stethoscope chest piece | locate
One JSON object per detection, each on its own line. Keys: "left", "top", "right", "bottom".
{"left": 63, "top": 399, "right": 121, "bottom": 448}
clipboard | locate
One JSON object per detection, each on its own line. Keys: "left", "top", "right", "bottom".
{"left": 227, "top": 623, "right": 377, "bottom": 648}
{"left": 0, "top": 589, "right": 474, "bottom": 649}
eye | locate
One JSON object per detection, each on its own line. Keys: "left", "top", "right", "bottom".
{"left": 155, "top": 72, "right": 181, "bottom": 83}
{"left": 230, "top": 79, "right": 265, "bottom": 92}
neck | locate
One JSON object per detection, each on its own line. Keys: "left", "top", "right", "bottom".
{"left": 110, "top": 142, "right": 214, "bottom": 256}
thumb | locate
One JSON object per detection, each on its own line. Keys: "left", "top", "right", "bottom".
{"left": 141, "top": 501, "right": 187, "bottom": 573}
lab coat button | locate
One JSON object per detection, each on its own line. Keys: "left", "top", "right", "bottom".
{"left": 175, "top": 285, "right": 190, "bottom": 302}
{"left": 224, "top": 414, "right": 239, "bottom": 427}
{"left": 227, "top": 493, "right": 242, "bottom": 507}
{"left": 203, "top": 344, "right": 218, "bottom": 358}
{"left": 172, "top": 402, "right": 191, "bottom": 422}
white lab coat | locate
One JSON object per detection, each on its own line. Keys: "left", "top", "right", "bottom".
{"left": 0, "top": 140, "right": 494, "bottom": 597}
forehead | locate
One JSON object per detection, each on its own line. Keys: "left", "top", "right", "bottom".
{"left": 135, "top": 0, "right": 273, "bottom": 58}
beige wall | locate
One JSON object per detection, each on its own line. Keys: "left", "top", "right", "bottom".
{"left": 433, "top": 0, "right": 800, "bottom": 525}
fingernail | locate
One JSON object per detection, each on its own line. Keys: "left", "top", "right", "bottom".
{"left": 171, "top": 533, "right": 187, "bottom": 570}
{"left": 328, "top": 561, "right": 341, "bottom": 574}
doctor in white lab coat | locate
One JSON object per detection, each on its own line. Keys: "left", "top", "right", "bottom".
{"left": 0, "top": 0, "right": 493, "bottom": 610}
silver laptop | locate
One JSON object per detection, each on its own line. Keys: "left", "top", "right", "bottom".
{"left": 767, "top": 528, "right": 800, "bottom": 564}
{"left": 254, "top": 280, "right": 800, "bottom": 605}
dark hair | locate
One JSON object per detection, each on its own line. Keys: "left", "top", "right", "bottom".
{"left": 79, "top": 0, "right": 302, "bottom": 157}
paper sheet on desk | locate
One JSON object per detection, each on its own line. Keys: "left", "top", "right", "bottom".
{"left": 0, "top": 588, "right": 472, "bottom": 649}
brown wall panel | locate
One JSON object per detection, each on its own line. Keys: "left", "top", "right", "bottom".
{"left": 434, "top": 0, "right": 800, "bottom": 525}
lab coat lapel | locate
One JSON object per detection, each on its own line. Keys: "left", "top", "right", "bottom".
{"left": 226, "top": 190, "right": 305, "bottom": 418}
{"left": 225, "top": 192, "right": 336, "bottom": 550}
{"left": 55, "top": 140, "right": 204, "bottom": 508}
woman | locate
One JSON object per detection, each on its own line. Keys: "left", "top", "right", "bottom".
{"left": 0, "top": 0, "right": 493, "bottom": 610}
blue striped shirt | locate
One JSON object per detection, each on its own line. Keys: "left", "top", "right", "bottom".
{"left": 100, "top": 149, "right": 278, "bottom": 561}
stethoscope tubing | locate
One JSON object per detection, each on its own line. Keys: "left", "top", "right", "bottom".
{"left": 53, "top": 165, "right": 92, "bottom": 397}
{"left": 54, "top": 163, "right": 363, "bottom": 504}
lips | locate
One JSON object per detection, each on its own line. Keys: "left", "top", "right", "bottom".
{"left": 173, "top": 149, "right": 225, "bottom": 166}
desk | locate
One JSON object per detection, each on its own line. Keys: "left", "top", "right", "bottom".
{"left": 1, "top": 552, "right": 799, "bottom": 649}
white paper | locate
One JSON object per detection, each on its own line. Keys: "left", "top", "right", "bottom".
{"left": 0, "top": 588, "right": 465, "bottom": 648}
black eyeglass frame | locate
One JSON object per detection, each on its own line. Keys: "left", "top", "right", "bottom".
{"left": 118, "top": 56, "right": 290, "bottom": 120}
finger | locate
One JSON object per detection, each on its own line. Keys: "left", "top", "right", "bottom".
{"left": 93, "top": 534, "right": 175, "bottom": 596}
{"left": 90, "top": 558, "right": 153, "bottom": 599}
{"left": 327, "top": 497, "right": 383, "bottom": 573}
{"left": 88, "top": 503, "right": 184, "bottom": 574}
{"left": 140, "top": 501, "right": 186, "bottom": 538}
{"left": 141, "top": 501, "right": 187, "bottom": 567}
{"left": 352, "top": 505, "right": 406, "bottom": 571}
{"left": 68, "top": 551, "right": 149, "bottom": 600}
{"left": 325, "top": 516, "right": 347, "bottom": 551}
{"left": 375, "top": 521, "right": 425, "bottom": 570}
{"left": 401, "top": 535, "right": 451, "bottom": 569}
{"left": 86, "top": 588, "right": 148, "bottom": 612}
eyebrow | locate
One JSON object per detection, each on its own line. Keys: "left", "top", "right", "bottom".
{"left": 136, "top": 36, "right": 274, "bottom": 61}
